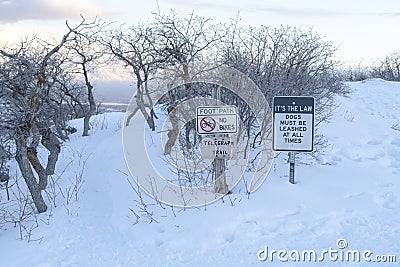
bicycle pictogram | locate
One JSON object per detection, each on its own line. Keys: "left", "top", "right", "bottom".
{"left": 200, "top": 117, "right": 216, "bottom": 132}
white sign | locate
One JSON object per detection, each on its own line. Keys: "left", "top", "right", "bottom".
{"left": 196, "top": 106, "right": 238, "bottom": 134}
{"left": 273, "top": 96, "right": 314, "bottom": 152}
{"left": 200, "top": 134, "right": 236, "bottom": 159}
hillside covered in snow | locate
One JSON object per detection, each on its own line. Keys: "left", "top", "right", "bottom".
{"left": 0, "top": 79, "right": 399, "bottom": 266}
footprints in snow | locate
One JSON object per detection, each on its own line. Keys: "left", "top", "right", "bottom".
{"left": 326, "top": 135, "right": 400, "bottom": 170}
{"left": 374, "top": 191, "right": 400, "bottom": 210}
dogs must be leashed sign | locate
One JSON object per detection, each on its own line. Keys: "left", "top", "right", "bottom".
{"left": 273, "top": 96, "right": 314, "bottom": 152}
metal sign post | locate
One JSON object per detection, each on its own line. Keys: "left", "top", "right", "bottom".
{"left": 289, "top": 152, "right": 295, "bottom": 184}
{"left": 272, "top": 96, "right": 315, "bottom": 184}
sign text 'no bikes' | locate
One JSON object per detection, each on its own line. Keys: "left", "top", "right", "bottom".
{"left": 196, "top": 106, "right": 238, "bottom": 134}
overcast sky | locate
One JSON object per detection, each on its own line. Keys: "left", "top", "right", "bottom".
{"left": 1, "top": 0, "right": 399, "bottom": 68}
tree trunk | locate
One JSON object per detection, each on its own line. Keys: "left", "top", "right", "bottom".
{"left": 15, "top": 138, "right": 47, "bottom": 213}
{"left": 83, "top": 114, "right": 91, "bottom": 137}
{"left": 136, "top": 95, "right": 155, "bottom": 131}
{"left": 41, "top": 129, "right": 61, "bottom": 188}
{"left": 183, "top": 63, "right": 191, "bottom": 90}
{"left": 27, "top": 147, "right": 47, "bottom": 190}
{"left": 164, "top": 107, "right": 179, "bottom": 155}
{"left": 82, "top": 65, "right": 96, "bottom": 136}
{"left": 131, "top": 80, "right": 155, "bottom": 131}
{"left": 185, "top": 121, "right": 193, "bottom": 149}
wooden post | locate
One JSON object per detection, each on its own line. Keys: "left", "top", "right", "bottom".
{"left": 214, "top": 157, "right": 229, "bottom": 194}
{"left": 213, "top": 86, "right": 229, "bottom": 194}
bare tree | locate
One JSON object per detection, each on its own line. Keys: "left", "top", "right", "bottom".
{"left": 376, "top": 52, "right": 400, "bottom": 81}
{"left": 150, "top": 11, "right": 223, "bottom": 154}
{"left": 153, "top": 11, "right": 222, "bottom": 86}
{"left": 66, "top": 18, "right": 107, "bottom": 136}
{"left": 0, "top": 19, "right": 95, "bottom": 213}
{"left": 220, "top": 23, "right": 347, "bottom": 152}
{"left": 102, "top": 22, "right": 163, "bottom": 130}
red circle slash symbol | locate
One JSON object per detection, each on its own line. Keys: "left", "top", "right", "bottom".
{"left": 200, "top": 117, "right": 216, "bottom": 132}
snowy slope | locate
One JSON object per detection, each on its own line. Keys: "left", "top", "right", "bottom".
{"left": 0, "top": 79, "right": 399, "bottom": 267}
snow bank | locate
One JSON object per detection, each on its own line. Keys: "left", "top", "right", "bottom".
{"left": 0, "top": 79, "right": 399, "bottom": 266}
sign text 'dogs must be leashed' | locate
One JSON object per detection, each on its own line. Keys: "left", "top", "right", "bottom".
{"left": 273, "top": 96, "right": 314, "bottom": 152}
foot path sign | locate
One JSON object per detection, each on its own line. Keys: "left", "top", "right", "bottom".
{"left": 196, "top": 106, "right": 238, "bottom": 135}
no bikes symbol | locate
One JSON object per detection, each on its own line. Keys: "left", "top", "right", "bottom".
{"left": 200, "top": 116, "right": 216, "bottom": 133}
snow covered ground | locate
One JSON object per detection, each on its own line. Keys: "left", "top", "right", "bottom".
{"left": 0, "top": 79, "right": 399, "bottom": 266}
